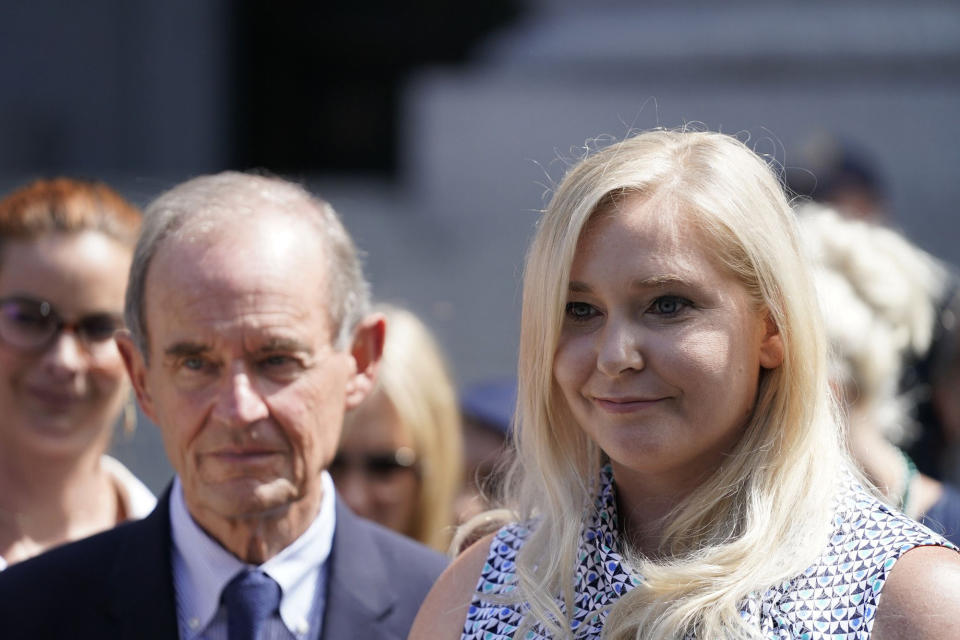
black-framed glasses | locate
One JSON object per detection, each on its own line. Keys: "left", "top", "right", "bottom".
{"left": 329, "top": 446, "right": 418, "bottom": 481}
{"left": 0, "top": 296, "right": 125, "bottom": 353}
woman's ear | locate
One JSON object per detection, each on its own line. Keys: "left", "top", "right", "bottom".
{"left": 759, "top": 311, "right": 784, "bottom": 370}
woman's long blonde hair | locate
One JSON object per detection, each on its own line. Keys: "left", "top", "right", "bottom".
{"left": 501, "top": 129, "right": 851, "bottom": 639}
{"left": 348, "top": 304, "right": 464, "bottom": 550}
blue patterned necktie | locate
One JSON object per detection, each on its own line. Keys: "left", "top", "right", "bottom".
{"left": 222, "top": 569, "right": 282, "bottom": 640}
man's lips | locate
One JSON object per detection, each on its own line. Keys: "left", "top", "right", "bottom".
{"left": 205, "top": 448, "right": 283, "bottom": 462}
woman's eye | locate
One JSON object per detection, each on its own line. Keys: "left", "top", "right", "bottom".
{"left": 649, "top": 296, "right": 690, "bottom": 315}
{"left": 565, "top": 302, "right": 597, "bottom": 321}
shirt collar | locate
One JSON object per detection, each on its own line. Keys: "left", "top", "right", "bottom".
{"left": 170, "top": 471, "right": 337, "bottom": 637}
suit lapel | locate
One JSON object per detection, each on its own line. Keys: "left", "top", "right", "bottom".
{"left": 323, "top": 498, "right": 400, "bottom": 639}
{"left": 107, "top": 485, "right": 181, "bottom": 639}
{"left": 96, "top": 489, "right": 407, "bottom": 638}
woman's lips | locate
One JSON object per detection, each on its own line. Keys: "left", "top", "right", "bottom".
{"left": 24, "top": 385, "right": 85, "bottom": 410}
{"left": 592, "top": 396, "right": 665, "bottom": 413}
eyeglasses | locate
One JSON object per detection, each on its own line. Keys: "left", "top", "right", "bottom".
{"left": 0, "top": 296, "right": 125, "bottom": 353}
{"left": 329, "top": 446, "right": 418, "bottom": 481}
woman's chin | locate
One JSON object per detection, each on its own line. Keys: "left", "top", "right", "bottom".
{"left": 5, "top": 417, "right": 108, "bottom": 461}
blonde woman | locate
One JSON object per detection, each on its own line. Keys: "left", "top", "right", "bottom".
{"left": 800, "top": 205, "right": 960, "bottom": 544}
{"left": 331, "top": 304, "right": 463, "bottom": 551}
{"left": 411, "top": 129, "right": 960, "bottom": 639}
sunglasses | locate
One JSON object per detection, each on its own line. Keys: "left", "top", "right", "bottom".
{"left": 0, "top": 296, "right": 125, "bottom": 353}
{"left": 329, "top": 446, "right": 418, "bottom": 481}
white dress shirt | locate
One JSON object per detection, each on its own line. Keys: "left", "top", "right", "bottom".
{"left": 170, "top": 472, "right": 336, "bottom": 640}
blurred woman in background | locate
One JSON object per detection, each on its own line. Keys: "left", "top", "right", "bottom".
{"left": 800, "top": 204, "right": 960, "bottom": 544}
{"left": 331, "top": 304, "right": 463, "bottom": 551}
{"left": 0, "top": 178, "right": 153, "bottom": 569}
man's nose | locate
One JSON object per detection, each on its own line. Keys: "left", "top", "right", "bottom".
{"left": 596, "top": 320, "right": 645, "bottom": 377}
{"left": 212, "top": 370, "right": 270, "bottom": 426}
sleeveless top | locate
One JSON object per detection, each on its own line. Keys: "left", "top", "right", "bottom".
{"left": 463, "top": 466, "right": 954, "bottom": 639}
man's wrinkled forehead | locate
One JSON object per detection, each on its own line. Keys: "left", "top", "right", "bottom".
{"left": 155, "top": 207, "right": 328, "bottom": 278}
{"left": 142, "top": 213, "right": 334, "bottom": 338}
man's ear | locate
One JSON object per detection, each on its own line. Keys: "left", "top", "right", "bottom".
{"left": 115, "top": 330, "right": 158, "bottom": 423}
{"left": 344, "top": 312, "right": 386, "bottom": 410}
{"left": 759, "top": 311, "right": 784, "bottom": 370}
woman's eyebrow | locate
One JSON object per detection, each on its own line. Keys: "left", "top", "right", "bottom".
{"left": 569, "top": 274, "right": 691, "bottom": 293}
{"left": 630, "top": 274, "right": 689, "bottom": 290}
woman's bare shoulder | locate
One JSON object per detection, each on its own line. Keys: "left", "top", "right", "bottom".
{"left": 872, "top": 544, "right": 960, "bottom": 640}
{"left": 407, "top": 532, "right": 496, "bottom": 640}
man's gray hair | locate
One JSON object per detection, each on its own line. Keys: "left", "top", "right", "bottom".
{"left": 124, "top": 171, "right": 370, "bottom": 357}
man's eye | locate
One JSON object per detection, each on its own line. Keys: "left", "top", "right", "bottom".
{"left": 649, "top": 296, "right": 691, "bottom": 315}
{"left": 261, "top": 355, "right": 301, "bottom": 371}
{"left": 565, "top": 302, "right": 597, "bottom": 321}
{"left": 183, "top": 357, "right": 206, "bottom": 371}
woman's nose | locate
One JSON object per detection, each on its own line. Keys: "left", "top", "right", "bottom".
{"left": 596, "top": 321, "right": 644, "bottom": 377}
{"left": 334, "top": 468, "right": 373, "bottom": 518}
{"left": 41, "top": 331, "right": 87, "bottom": 378}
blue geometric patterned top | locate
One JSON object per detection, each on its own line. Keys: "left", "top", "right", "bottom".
{"left": 463, "top": 466, "right": 955, "bottom": 639}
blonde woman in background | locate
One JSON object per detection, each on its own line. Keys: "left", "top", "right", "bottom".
{"left": 331, "top": 304, "right": 463, "bottom": 551}
{"left": 411, "top": 129, "right": 960, "bottom": 640}
{"left": 0, "top": 178, "right": 154, "bottom": 570}
{"left": 800, "top": 204, "right": 960, "bottom": 544}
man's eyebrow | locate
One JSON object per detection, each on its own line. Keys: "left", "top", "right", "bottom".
{"left": 164, "top": 342, "right": 210, "bottom": 358}
{"left": 255, "top": 337, "right": 313, "bottom": 354}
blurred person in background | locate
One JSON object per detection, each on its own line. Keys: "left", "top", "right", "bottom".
{"left": 906, "top": 283, "right": 960, "bottom": 488}
{"left": 786, "top": 133, "right": 888, "bottom": 221}
{"left": 0, "top": 178, "right": 154, "bottom": 570}
{"left": 800, "top": 204, "right": 960, "bottom": 545}
{"left": 332, "top": 304, "right": 463, "bottom": 551}
{"left": 454, "top": 378, "right": 515, "bottom": 523}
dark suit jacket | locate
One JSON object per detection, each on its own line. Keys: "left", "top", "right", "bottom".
{"left": 0, "top": 487, "right": 447, "bottom": 639}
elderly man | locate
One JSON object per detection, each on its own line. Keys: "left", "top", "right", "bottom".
{"left": 0, "top": 173, "right": 447, "bottom": 639}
